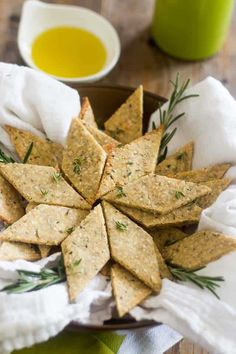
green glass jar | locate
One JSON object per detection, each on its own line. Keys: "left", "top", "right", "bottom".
{"left": 151, "top": 0, "right": 235, "bottom": 60}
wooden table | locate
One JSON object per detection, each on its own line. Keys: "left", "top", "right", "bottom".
{"left": 0, "top": 1, "right": 235, "bottom": 353}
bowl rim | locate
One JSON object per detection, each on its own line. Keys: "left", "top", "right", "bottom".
{"left": 65, "top": 83, "right": 166, "bottom": 332}
{"left": 17, "top": 0, "right": 121, "bottom": 83}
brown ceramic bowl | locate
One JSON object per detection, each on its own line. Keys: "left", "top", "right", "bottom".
{"left": 66, "top": 84, "right": 166, "bottom": 332}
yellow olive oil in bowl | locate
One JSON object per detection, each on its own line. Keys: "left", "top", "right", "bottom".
{"left": 31, "top": 26, "right": 107, "bottom": 79}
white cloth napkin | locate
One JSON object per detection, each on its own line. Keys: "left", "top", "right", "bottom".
{"left": 0, "top": 63, "right": 235, "bottom": 354}
{"left": 0, "top": 62, "right": 80, "bottom": 150}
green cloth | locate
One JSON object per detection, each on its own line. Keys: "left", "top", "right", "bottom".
{"left": 14, "top": 331, "right": 125, "bottom": 354}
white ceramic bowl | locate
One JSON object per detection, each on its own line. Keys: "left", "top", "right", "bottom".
{"left": 18, "top": 0, "right": 121, "bottom": 83}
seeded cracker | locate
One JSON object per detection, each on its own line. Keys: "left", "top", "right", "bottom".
{"left": 0, "top": 204, "right": 89, "bottom": 246}
{"left": 103, "top": 174, "right": 210, "bottom": 215}
{"left": 154, "top": 245, "right": 173, "bottom": 279}
{"left": 197, "top": 178, "right": 232, "bottom": 209}
{"left": 0, "top": 163, "right": 90, "bottom": 209}
{"left": 62, "top": 204, "right": 110, "bottom": 301}
{"left": 105, "top": 85, "right": 143, "bottom": 144}
{"left": 114, "top": 202, "right": 202, "bottom": 229}
{"left": 175, "top": 163, "right": 231, "bottom": 183}
{"left": 102, "top": 201, "right": 161, "bottom": 292}
{"left": 97, "top": 127, "right": 163, "bottom": 198}
{"left": 0, "top": 241, "right": 40, "bottom": 261}
{"left": 163, "top": 230, "right": 236, "bottom": 270}
{"left": 149, "top": 228, "right": 188, "bottom": 251}
{"left": 62, "top": 118, "right": 107, "bottom": 204}
{"left": 0, "top": 174, "right": 24, "bottom": 224}
{"left": 155, "top": 142, "right": 194, "bottom": 176}
{"left": 79, "top": 96, "right": 98, "bottom": 129}
{"left": 4, "top": 125, "right": 59, "bottom": 167}
{"left": 111, "top": 263, "right": 152, "bottom": 317}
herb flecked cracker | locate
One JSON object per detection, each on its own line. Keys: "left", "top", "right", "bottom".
{"left": 0, "top": 174, "right": 24, "bottom": 224}
{"left": 0, "top": 163, "right": 90, "bottom": 209}
{"left": 4, "top": 125, "right": 59, "bottom": 167}
{"left": 154, "top": 245, "right": 173, "bottom": 280}
{"left": 197, "top": 178, "right": 232, "bottom": 209}
{"left": 114, "top": 202, "right": 202, "bottom": 229}
{"left": 174, "top": 163, "right": 231, "bottom": 183}
{"left": 163, "top": 230, "right": 236, "bottom": 270}
{"left": 102, "top": 201, "right": 161, "bottom": 292}
{"left": 0, "top": 241, "right": 40, "bottom": 261}
{"left": 62, "top": 118, "right": 107, "bottom": 204}
{"left": 79, "top": 96, "right": 98, "bottom": 129}
{"left": 0, "top": 204, "right": 89, "bottom": 246}
{"left": 105, "top": 85, "right": 143, "bottom": 144}
{"left": 149, "top": 227, "right": 188, "bottom": 251}
{"left": 85, "top": 124, "right": 119, "bottom": 152}
{"left": 111, "top": 263, "right": 152, "bottom": 317}
{"left": 62, "top": 204, "right": 110, "bottom": 301}
{"left": 97, "top": 127, "right": 163, "bottom": 198}
{"left": 155, "top": 142, "right": 194, "bottom": 176}
{"left": 103, "top": 174, "right": 210, "bottom": 215}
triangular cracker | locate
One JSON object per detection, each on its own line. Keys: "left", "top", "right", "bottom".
{"left": 103, "top": 174, "right": 210, "bottom": 215}
{"left": 85, "top": 124, "right": 119, "bottom": 152}
{"left": 62, "top": 118, "right": 107, "bottom": 204}
{"left": 0, "top": 204, "right": 89, "bottom": 246}
{"left": 98, "top": 127, "right": 163, "bottom": 198}
{"left": 4, "top": 125, "right": 59, "bottom": 167}
{"left": 105, "top": 85, "right": 143, "bottom": 144}
{"left": 149, "top": 228, "right": 188, "bottom": 251}
{"left": 79, "top": 97, "right": 98, "bottom": 128}
{"left": 62, "top": 204, "right": 110, "bottom": 301}
{"left": 163, "top": 230, "right": 236, "bottom": 270}
{"left": 0, "top": 163, "right": 90, "bottom": 209}
{"left": 48, "top": 141, "right": 64, "bottom": 166}
{"left": 175, "top": 163, "right": 231, "bottom": 183}
{"left": 197, "top": 178, "right": 231, "bottom": 209}
{"left": 115, "top": 202, "right": 202, "bottom": 229}
{"left": 102, "top": 202, "right": 161, "bottom": 292}
{"left": 0, "top": 242, "right": 40, "bottom": 261}
{"left": 111, "top": 263, "right": 152, "bottom": 317}
{"left": 0, "top": 174, "right": 24, "bottom": 224}
{"left": 155, "top": 142, "right": 194, "bottom": 176}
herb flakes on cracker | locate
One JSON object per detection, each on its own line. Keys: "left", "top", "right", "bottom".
{"left": 111, "top": 263, "right": 152, "bottom": 317}
{"left": 62, "top": 204, "right": 110, "bottom": 301}
{"left": 175, "top": 163, "right": 231, "bottom": 183}
{"left": 105, "top": 85, "right": 143, "bottom": 144}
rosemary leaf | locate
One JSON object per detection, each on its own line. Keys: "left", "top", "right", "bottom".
{"left": 40, "top": 188, "right": 49, "bottom": 196}
{"left": 115, "top": 221, "right": 127, "bottom": 231}
{"left": 23, "top": 142, "right": 34, "bottom": 163}
{"left": 0, "top": 148, "right": 15, "bottom": 164}
{"left": 168, "top": 265, "right": 224, "bottom": 299}
{"left": 116, "top": 186, "right": 126, "bottom": 198}
{"left": 175, "top": 190, "right": 185, "bottom": 199}
{"left": 52, "top": 172, "right": 62, "bottom": 183}
{"left": 66, "top": 226, "right": 75, "bottom": 235}
{"left": 73, "top": 157, "right": 83, "bottom": 174}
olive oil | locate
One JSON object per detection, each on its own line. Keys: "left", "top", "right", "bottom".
{"left": 32, "top": 26, "right": 107, "bottom": 78}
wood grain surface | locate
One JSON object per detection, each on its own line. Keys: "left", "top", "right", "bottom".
{"left": 0, "top": 1, "right": 235, "bottom": 353}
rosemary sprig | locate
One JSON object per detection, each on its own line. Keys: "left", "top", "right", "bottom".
{"left": 155, "top": 74, "right": 199, "bottom": 163}
{"left": 168, "top": 265, "right": 224, "bottom": 299}
{"left": 1, "top": 257, "right": 66, "bottom": 294}
{"left": 116, "top": 186, "right": 126, "bottom": 198}
{"left": 115, "top": 221, "right": 127, "bottom": 231}
{"left": 23, "top": 142, "right": 34, "bottom": 163}
{"left": 0, "top": 148, "right": 15, "bottom": 163}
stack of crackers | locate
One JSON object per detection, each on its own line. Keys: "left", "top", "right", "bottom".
{"left": 0, "top": 86, "right": 236, "bottom": 318}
